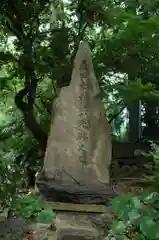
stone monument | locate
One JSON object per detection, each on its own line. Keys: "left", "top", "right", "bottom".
{"left": 37, "top": 42, "right": 115, "bottom": 204}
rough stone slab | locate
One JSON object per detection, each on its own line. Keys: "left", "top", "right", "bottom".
{"left": 37, "top": 178, "right": 116, "bottom": 204}
{"left": 30, "top": 223, "right": 58, "bottom": 240}
{"left": 0, "top": 217, "right": 29, "bottom": 240}
{"left": 37, "top": 42, "right": 112, "bottom": 205}
{"left": 57, "top": 227, "right": 98, "bottom": 240}
{"left": 45, "top": 201, "right": 107, "bottom": 213}
{"left": 55, "top": 212, "right": 99, "bottom": 240}
{"left": 28, "top": 210, "right": 112, "bottom": 240}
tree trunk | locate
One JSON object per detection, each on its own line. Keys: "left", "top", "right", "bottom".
{"left": 142, "top": 101, "right": 159, "bottom": 141}
{"left": 15, "top": 86, "right": 48, "bottom": 152}
{"left": 128, "top": 100, "right": 141, "bottom": 143}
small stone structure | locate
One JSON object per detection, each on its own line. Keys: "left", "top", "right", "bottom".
{"left": 0, "top": 207, "right": 113, "bottom": 240}
{"left": 37, "top": 42, "right": 115, "bottom": 204}
{"left": 30, "top": 210, "right": 113, "bottom": 240}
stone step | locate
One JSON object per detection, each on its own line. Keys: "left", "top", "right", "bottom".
{"left": 55, "top": 212, "right": 99, "bottom": 240}
{"left": 45, "top": 201, "right": 107, "bottom": 213}
{"left": 30, "top": 209, "right": 112, "bottom": 240}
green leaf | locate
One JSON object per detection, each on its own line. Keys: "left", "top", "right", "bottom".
{"left": 143, "top": 192, "right": 159, "bottom": 204}
{"left": 112, "top": 195, "right": 132, "bottom": 212}
{"left": 141, "top": 207, "right": 158, "bottom": 220}
{"left": 14, "top": 194, "right": 45, "bottom": 220}
{"left": 132, "top": 233, "right": 147, "bottom": 240}
{"left": 19, "top": 195, "right": 43, "bottom": 208}
{"left": 116, "top": 235, "right": 129, "bottom": 240}
{"left": 111, "top": 221, "right": 126, "bottom": 234}
{"left": 131, "top": 197, "right": 141, "bottom": 209}
{"left": 19, "top": 205, "right": 34, "bottom": 218}
{"left": 140, "top": 216, "right": 159, "bottom": 239}
{"left": 112, "top": 195, "right": 136, "bottom": 221}
{"left": 35, "top": 208, "right": 56, "bottom": 224}
{"left": 119, "top": 207, "right": 131, "bottom": 222}
{"left": 128, "top": 209, "right": 141, "bottom": 225}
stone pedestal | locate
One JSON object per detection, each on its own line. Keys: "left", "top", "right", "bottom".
{"left": 30, "top": 209, "right": 113, "bottom": 240}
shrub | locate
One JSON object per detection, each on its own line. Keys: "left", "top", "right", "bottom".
{"left": 0, "top": 156, "right": 25, "bottom": 210}
{"left": 111, "top": 144, "right": 159, "bottom": 240}
{"left": 12, "top": 192, "right": 56, "bottom": 224}
{"left": 111, "top": 192, "right": 159, "bottom": 239}
{"left": 142, "top": 143, "right": 159, "bottom": 191}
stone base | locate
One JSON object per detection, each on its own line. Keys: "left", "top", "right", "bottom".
{"left": 0, "top": 210, "right": 113, "bottom": 240}
{"left": 36, "top": 178, "right": 117, "bottom": 204}
{"left": 30, "top": 210, "right": 113, "bottom": 240}
{"left": 55, "top": 212, "right": 99, "bottom": 240}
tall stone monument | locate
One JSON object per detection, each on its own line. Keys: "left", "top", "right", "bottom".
{"left": 37, "top": 42, "right": 115, "bottom": 204}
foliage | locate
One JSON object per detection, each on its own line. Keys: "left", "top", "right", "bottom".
{"left": 140, "top": 143, "right": 159, "bottom": 190}
{"left": 0, "top": 153, "right": 24, "bottom": 209}
{"left": 115, "top": 80, "right": 159, "bottom": 104}
{"left": 111, "top": 193, "right": 159, "bottom": 239}
{"left": 111, "top": 144, "right": 159, "bottom": 240}
{"left": 0, "top": 0, "right": 159, "bottom": 209}
{"left": 12, "top": 192, "right": 56, "bottom": 224}
{"left": 0, "top": 105, "right": 43, "bottom": 209}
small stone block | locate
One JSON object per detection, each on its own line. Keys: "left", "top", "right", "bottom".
{"left": 57, "top": 226, "right": 99, "bottom": 240}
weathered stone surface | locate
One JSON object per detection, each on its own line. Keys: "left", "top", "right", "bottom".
{"left": 29, "top": 223, "right": 57, "bottom": 240}
{"left": 55, "top": 212, "right": 99, "bottom": 240}
{"left": 54, "top": 211, "right": 113, "bottom": 240}
{"left": 0, "top": 208, "right": 8, "bottom": 222}
{"left": 57, "top": 227, "right": 98, "bottom": 240}
{"left": 91, "top": 212, "right": 112, "bottom": 228}
{"left": 0, "top": 217, "right": 29, "bottom": 240}
{"left": 29, "top": 210, "right": 112, "bottom": 240}
{"left": 37, "top": 42, "right": 113, "bottom": 203}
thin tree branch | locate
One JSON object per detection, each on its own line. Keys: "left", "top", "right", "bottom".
{"left": 109, "top": 101, "right": 126, "bottom": 124}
